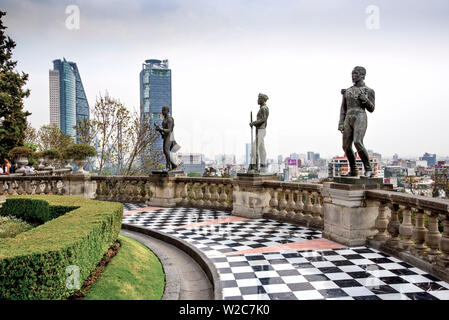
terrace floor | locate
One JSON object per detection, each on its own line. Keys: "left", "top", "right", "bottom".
{"left": 122, "top": 204, "right": 449, "bottom": 300}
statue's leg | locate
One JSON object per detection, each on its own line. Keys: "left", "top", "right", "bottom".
{"left": 353, "top": 113, "right": 372, "bottom": 175}
{"left": 163, "top": 138, "right": 171, "bottom": 170}
{"left": 342, "top": 117, "right": 357, "bottom": 176}
{"left": 259, "top": 129, "right": 267, "bottom": 170}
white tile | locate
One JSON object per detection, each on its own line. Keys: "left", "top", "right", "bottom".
{"left": 378, "top": 263, "right": 405, "bottom": 270}
{"left": 227, "top": 256, "right": 247, "bottom": 262}
{"left": 327, "top": 297, "right": 355, "bottom": 300}
{"left": 437, "top": 281, "right": 449, "bottom": 289}
{"left": 356, "top": 277, "right": 386, "bottom": 287}
{"left": 311, "top": 281, "right": 339, "bottom": 290}
{"left": 242, "top": 293, "right": 270, "bottom": 300}
{"left": 263, "top": 284, "right": 291, "bottom": 294}
{"left": 409, "top": 267, "right": 426, "bottom": 275}
{"left": 378, "top": 293, "right": 411, "bottom": 300}
{"left": 282, "top": 275, "right": 308, "bottom": 284}
{"left": 338, "top": 265, "right": 365, "bottom": 273}
{"left": 298, "top": 268, "right": 322, "bottom": 275}
{"left": 231, "top": 266, "right": 255, "bottom": 273}
{"left": 389, "top": 283, "right": 424, "bottom": 293}
{"left": 286, "top": 257, "right": 309, "bottom": 264}
{"left": 272, "top": 264, "right": 296, "bottom": 271}
{"left": 223, "top": 287, "right": 241, "bottom": 297}
{"left": 236, "top": 278, "right": 262, "bottom": 287}
{"left": 220, "top": 273, "right": 235, "bottom": 281}
{"left": 248, "top": 260, "right": 270, "bottom": 266}
{"left": 324, "top": 255, "right": 347, "bottom": 262}
{"left": 301, "top": 251, "right": 322, "bottom": 257}
{"left": 335, "top": 249, "right": 356, "bottom": 255}
{"left": 311, "top": 261, "right": 335, "bottom": 268}
{"left": 214, "top": 262, "right": 230, "bottom": 268}
{"left": 351, "top": 259, "right": 375, "bottom": 265}
{"left": 429, "top": 290, "right": 449, "bottom": 300}
{"left": 401, "top": 275, "right": 435, "bottom": 283}
{"left": 255, "top": 271, "right": 280, "bottom": 278}
{"left": 293, "top": 290, "right": 324, "bottom": 300}
{"left": 367, "top": 269, "right": 397, "bottom": 278}
{"left": 360, "top": 253, "right": 384, "bottom": 259}
{"left": 326, "top": 273, "right": 354, "bottom": 281}
{"left": 265, "top": 254, "right": 285, "bottom": 259}
{"left": 342, "top": 286, "right": 375, "bottom": 297}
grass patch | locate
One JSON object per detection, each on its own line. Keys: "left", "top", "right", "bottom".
{"left": 0, "top": 216, "right": 36, "bottom": 239}
{"left": 85, "top": 235, "right": 165, "bottom": 300}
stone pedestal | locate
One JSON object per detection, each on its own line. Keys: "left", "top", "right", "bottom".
{"left": 63, "top": 173, "right": 97, "bottom": 199}
{"left": 146, "top": 171, "right": 185, "bottom": 207}
{"left": 231, "top": 173, "right": 278, "bottom": 219}
{"left": 322, "top": 181, "right": 388, "bottom": 246}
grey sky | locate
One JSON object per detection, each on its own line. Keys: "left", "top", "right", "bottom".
{"left": 2, "top": 0, "right": 449, "bottom": 160}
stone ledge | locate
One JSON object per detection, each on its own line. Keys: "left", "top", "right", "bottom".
{"left": 121, "top": 223, "right": 223, "bottom": 300}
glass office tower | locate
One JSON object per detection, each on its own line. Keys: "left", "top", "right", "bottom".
{"left": 140, "top": 59, "right": 172, "bottom": 165}
{"left": 49, "top": 58, "right": 89, "bottom": 141}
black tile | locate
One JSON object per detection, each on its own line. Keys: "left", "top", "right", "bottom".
{"left": 288, "top": 282, "right": 315, "bottom": 291}
{"left": 353, "top": 248, "right": 376, "bottom": 254}
{"left": 391, "top": 269, "right": 419, "bottom": 276}
{"left": 379, "top": 276, "right": 408, "bottom": 285}
{"left": 218, "top": 268, "right": 232, "bottom": 274}
{"left": 318, "top": 267, "right": 342, "bottom": 274}
{"left": 277, "top": 269, "right": 301, "bottom": 277}
{"left": 321, "top": 251, "right": 339, "bottom": 256}
{"left": 367, "top": 285, "right": 399, "bottom": 295}
{"left": 268, "top": 292, "right": 298, "bottom": 300}
{"left": 293, "top": 263, "right": 315, "bottom": 269}
{"left": 318, "top": 288, "right": 349, "bottom": 299}
{"left": 422, "top": 274, "right": 442, "bottom": 282}
{"left": 333, "top": 279, "right": 363, "bottom": 288}
{"left": 405, "top": 292, "right": 439, "bottom": 300}
{"left": 344, "top": 254, "right": 365, "bottom": 260}
{"left": 304, "top": 274, "right": 329, "bottom": 282}
{"left": 370, "top": 258, "right": 393, "bottom": 264}
{"left": 333, "top": 260, "right": 354, "bottom": 267}
{"left": 414, "top": 282, "right": 445, "bottom": 291}
{"left": 240, "top": 286, "right": 267, "bottom": 295}
{"left": 282, "top": 252, "right": 303, "bottom": 258}
{"left": 398, "top": 261, "right": 414, "bottom": 268}
{"left": 354, "top": 295, "right": 382, "bottom": 300}
{"left": 259, "top": 277, "right": 284, "bottom": 285}
{"left": 305, "top": 256, "right": 327, "bottom": 262}
{"left": 220, "top": 280, "right": 238, "bottom": 288}
{"left": 252, "top": 265, "right": 274, "bottom": 272}
{"left": 346, "top": 272, "right": 373, "bottom": 279}
{"left": 229, "top": 261, "right": 250, "bottom": 267}
{"left": 234, "top": 272, "right": 257, "bottom": 280}
{"left": 269, "top": 259, "right": 290, "bottom": 264}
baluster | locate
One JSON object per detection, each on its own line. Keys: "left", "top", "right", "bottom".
{"left": 17, "top": 180, "right": 25, "bottom": 195}
{"left": 227, "top": 184, "right": 233, "bottom": 210}
{"left": 179, "top": 182, "right": 188, "bottom": 207}
{"left": 270, "top": 188, "right": 280, "bottom": 217}
{"left": 196, "top": 182, "right": 204, "bottom": 207}
{"left": 111, "top": 179, "right": 119, "bottom": 201}
{"left": 399, "top": 206, "right": 414, "bottom": 250}
{"left": 132, "top": 181, "right": 140, "bottom": 202}
{"left": 374, "top": 201, "right": 389, "bottom": 241}
{"left": 119, "top": 179, "right": 127, "bottom": 202}
{"left": 219, "top": 183, "right": 228, "bottom": 209}
{"left": 286, "top": 189, "right": 296, "bottom": 220}
{"left": 293, "top": 189, "right": 305, "bottom": 222}
{"left": 204, "top": 183, "right": 212, "bottom": 207}
{"left": 57, "top": 179, "right": 64, "bottom": 195}
{"left": 386, "top": 203, "right": 401, "bottom": 248}
{"left": 412, "top": 208, "right": 427, "bottom": 256}
{"left": 425, "top": 212, "right": 441, "bottom": 262}
{"left": 279, "top": 188, "right": 288, "bottom": 218}
{"left": 34, "top": 180, "right": 41, "bottom": 194}
{"left": 212, "top": 183, "right": 220, "bottom": 208}
{"left": 188, "top": 182, "right": 196, "bottom": 207}
{"left": 139, "top": 180, "right": 147, "bottom": 202}
{"left": 0, "top": 181, "right": 4, "bottom": 194}
{"left": 311, "top": 191, "right": 323, "bottom": 226}
{"left": 7, "top": 180, "right": 15, "bottom": 195}
{"left": 95, "top": 179, "right": 102, "bottom": 199}
{"left": 51, "top": 179, "right": 58, "bottom": 194}
{"left": 438, "top": 217, "right": 449, "bottom": 268}
{"left": 303, "top": 191, "right": 313, "bottom": 225}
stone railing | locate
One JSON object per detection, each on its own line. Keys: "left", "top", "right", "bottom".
{"left": 92, "top": 176, "right": 153, "bottom": 203}
{"left": 262, "top": 181, "right": 324, "bottom": 229}
{"left": 366, "top": 190, "right": 449, "bottom": 279}
{"left": 175, "top": 177, "right": 234, "bottom": 211}
{"left": 0, "top": 175, "right": 68, "bottom": 195}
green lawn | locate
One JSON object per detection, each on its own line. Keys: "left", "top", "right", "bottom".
{"left": 85, "top": 234, "right": 165, "bottom": 300}
{"left": 0, "top": 216, "right": 35, "bottom": 238}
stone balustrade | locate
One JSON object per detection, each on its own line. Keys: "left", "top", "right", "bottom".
{"left": 262, "top": 181, "right": 324, "bottom": 229}
{"left": 92, "top": 176, "right": 154, "bottom": 203}
{"left": 175, "top": 177, "right": 234, "bottom": 211}
{"left": 0, "top": 175, "right": 67, "bottom": 195}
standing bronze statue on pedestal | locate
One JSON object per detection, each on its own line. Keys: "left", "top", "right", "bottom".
{"left": 155, "top": 106, "right": 180, "bottom": 171}
{"left": 338, "top": 66, "right": 375, "bottom": 177}
{"left": 248, "top": 93, "right": 269, "bottom": 174}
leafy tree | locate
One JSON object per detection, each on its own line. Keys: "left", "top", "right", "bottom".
{"left": 24, "top": 120, "right": 38, "bottom": 145}
{"left": 0, "top": 11, "right": 31, "bottom": 159}
{"left": 36, "top": 124, "right": 74, "bottom": 153}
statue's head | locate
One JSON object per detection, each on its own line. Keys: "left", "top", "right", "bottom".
{"left": 352, "top": 66, "right": 366, "bottom": 84}
{"left": 258, "top": 93, "right": 269, "bottom": 105}
{"left": 162, "top": 106, "right": 170, "bottom": 116}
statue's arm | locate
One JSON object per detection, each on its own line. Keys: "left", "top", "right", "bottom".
{"left": 338, "top": 89, "right": 347, "bottom": 131}
{"left": 364, "top": 89, "right": 375, "bottom": 113}
{"left": 252, "top": 108, "right": 269, "bottom": 127}
{"left": 159, "top": 118, "right": 174, "bottom": 134}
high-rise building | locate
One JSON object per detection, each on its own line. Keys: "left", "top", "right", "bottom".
{"left": 140, "top": 59, "right": 172, "bottom": 164}
{"left": 245, "top": 143, "right": 251, "bottom": 166}
{"left": 49, "top": 58, "right": 89, "bottom": 141}
{"left": 421, "top": 152, "right": 436, "bottom": 166}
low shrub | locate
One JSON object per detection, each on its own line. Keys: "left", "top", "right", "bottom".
{"left": 0, "top": 195, "right": 123, "bottom": 300}
{"left": 42, "top": 149, "right": 61, "bottom": 160}
{"left": 8, "top": 147, "right": 33, "bottom": 159}
{"left": 63, "top": 144, "right": 97, "bottom": 160}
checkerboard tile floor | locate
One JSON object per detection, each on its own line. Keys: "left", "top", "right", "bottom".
{"left": 122, "top": 204, "right": 449, "bottom": 300}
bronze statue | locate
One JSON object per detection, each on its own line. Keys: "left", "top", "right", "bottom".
{"left": 248, "top": 93, "right": 269, "bottom": 173}
{"left": 338, "top": 66, "right": 375, "bottom": 177}
{"left": 155, "top": 106, "right": 180, "bottom": 171}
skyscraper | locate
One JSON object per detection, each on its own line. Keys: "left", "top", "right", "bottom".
{"left": 140, "top": 59, "right": 172, "bottom": 164}
{"left": 49, "top": 58, "right": 89, "bottom": 140}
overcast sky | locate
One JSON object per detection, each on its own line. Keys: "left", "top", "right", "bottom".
{"left": 2, "top": 0, "right": 449, "bottom": 160}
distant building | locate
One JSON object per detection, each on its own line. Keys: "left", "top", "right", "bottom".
{"left": 245, "top": 143, "right": 251, "bottom": 166}
{"left": 49, "top": 58, "right": 90, "bottom": 141}
{"left": 176, "top": 153, "right": 205, "bottom": 175}
{"left": 277, "top": 155, "right": 283, "bottom": 164}
{"left": 215, "top": 154, "right": 236, "bottom": 165}
{"left": 140, "top": 59, "right": 172, "bottom": 165}
{"left": 421, "top": 153, "right": 436, "bottom": 166}
{"left": 328, "top": 155, "right": 379, "bottom": 178}
{"left": 384, "top": 166, "right": 408, "bottom": 178}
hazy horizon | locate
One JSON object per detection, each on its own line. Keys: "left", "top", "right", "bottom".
{"left": 2, "top": 0, "right": 449, "bottom": 160}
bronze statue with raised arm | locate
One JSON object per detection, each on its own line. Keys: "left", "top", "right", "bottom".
{"left": 155, "top": 106, "right": 179, "bottom": 171}
{"left": 338, "top": 66, "right": 375, "bottom": 177}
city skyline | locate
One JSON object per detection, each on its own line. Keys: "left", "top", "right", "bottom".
{"left": 3, "top": 0, "right": 449, "bottom": 158}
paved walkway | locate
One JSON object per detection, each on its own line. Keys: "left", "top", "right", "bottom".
{"left": 123, "top": 204, "right": 449, "bottom": 300}
{"left": 120, "top": 229, "right": 213, "bottom": 300}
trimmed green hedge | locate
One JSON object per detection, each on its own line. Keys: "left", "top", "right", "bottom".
{"left": 0, "top": 198, "right": 79, "bottom": 224}
{"left": 0, "top": 195, "right": 123, "bottom": 300}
